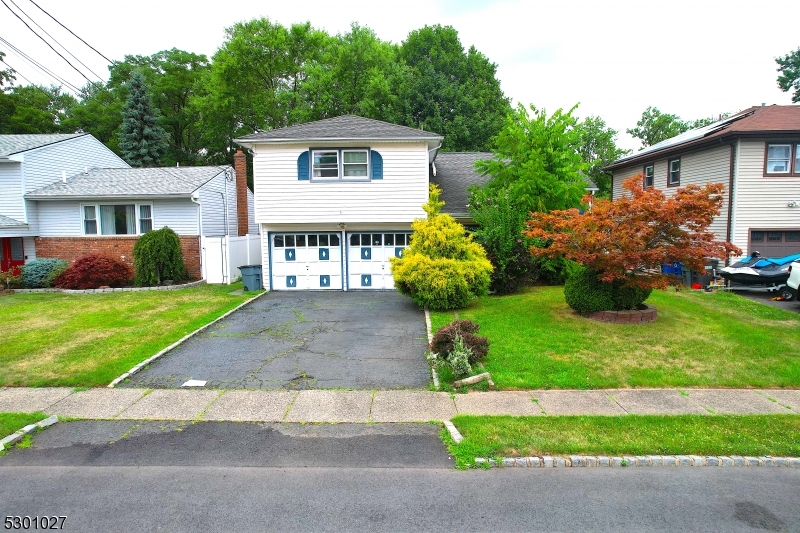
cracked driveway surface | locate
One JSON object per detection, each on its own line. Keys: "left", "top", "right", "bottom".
{"left": 121, "top": 291, "right": 430, "bottom": 390}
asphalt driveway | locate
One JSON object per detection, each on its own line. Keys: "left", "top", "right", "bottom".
{"left": 122, "top": 291, "right": 431, "bottom": 390}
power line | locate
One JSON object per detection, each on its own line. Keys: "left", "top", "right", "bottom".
{"left": 26, "top": 0, "right": 112, "bottom": 64}
{"left": 1, "top": 0, "right": 92, "bottom": 83}
{"left": 7, "top": 0, "right": 104, "bottom": 81}
{"left": 1, "top": 60, "right": 34, "bottom": 85}
{"left": 0, "top": 37, "right": 82, "bottom": 92}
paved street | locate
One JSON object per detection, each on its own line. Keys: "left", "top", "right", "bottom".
{"left": 1, "top": 421, "right": 798, "bottom": 532}
{"left": 122, "top": 291, "right": 430, "bottom": 390}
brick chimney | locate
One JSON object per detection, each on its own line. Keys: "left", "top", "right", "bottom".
{"left": 233, "top": 150, "right": 249, "bottom": 236}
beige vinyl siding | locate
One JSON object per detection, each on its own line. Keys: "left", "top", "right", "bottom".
{"left": 612, "top": 145, "right": 731, "bottom": 241}
{"left": 22, "top": 135, "right": 129, "bottom": 193}
{"left": 252, "top": 142, "right": 428, "bottom": 225}
{"left": 732, "top": 139, "right": 800, "bottom": 254}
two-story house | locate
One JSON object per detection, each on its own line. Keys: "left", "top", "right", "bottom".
{"left": 234, "top": 115, "right": 443, "bottom": 291}
{"left": 606, "top": 105, "right": 800, "bottom": 260}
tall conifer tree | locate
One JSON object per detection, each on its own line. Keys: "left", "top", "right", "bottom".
{"left": 120, "top": 71, "right": 167, "bottom": 167}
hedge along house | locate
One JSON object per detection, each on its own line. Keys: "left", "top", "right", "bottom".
{"left": 24, "top": 166, "right": 258, "bottom": 279}
{"left": 235, "top": 115, "right": 599, "bottom": 291}
{"left": 605, "top": 105, "right": 800, "bottom": 260}
{"left": 0, "top": 134, "right": 130, "bottom": 272}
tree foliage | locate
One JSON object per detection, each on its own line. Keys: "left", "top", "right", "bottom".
{"left": 391, "top": 185, "right": 493, "bottom": 310}
{"left": 577, "top": 115, "right": 629, "bottom": 198}
{"left": 474, "top": 104, "right": 587, "bottom": 215}
{"left": 0, "top": 84, "right": 77, "bottom": 134}
{"left": 132, "top": 226, "right": 188, "bottom": 286}
{"left": 525, "top": 176, "right": 741, "bottom": 291}
{"left": 396, "top": 25, "right": 510, "bottom": 151}
{"left": 776, "top": 47, "right": 800, "bottom": 103}
{"left": 120, "top": 71, "right": 168, "bottom": 167}
{"left": 627, "top": 106, "right": 731, "bottom": 148}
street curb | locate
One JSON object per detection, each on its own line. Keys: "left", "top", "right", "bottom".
{"left": 0, "top": 415, "right": 58, "bottom": 451}
{"left": 474, "top": 455, "right": 800, "bottom": 468}
{"left": 443, "top": 420, "right": 463, "bottom": 443}
{"left": 424, "top": 308, "right": 440, "bottom": 389}
{"left": 107, "top": 291, "right": 269, "bottom": 387}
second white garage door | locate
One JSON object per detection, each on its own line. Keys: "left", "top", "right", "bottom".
{"left": 347, "top": 232, "right": 411, "bottom": 289}
{"left": 271, "top": 233, "right": 343, "bottom": 290}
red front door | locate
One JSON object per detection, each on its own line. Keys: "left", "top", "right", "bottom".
{"left": 0, "top": 237, "right": 25, "bottom": 273}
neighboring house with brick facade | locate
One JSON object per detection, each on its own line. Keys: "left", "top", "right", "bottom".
{"left": 0, "top": 133, "right": 129, "bottom": 272}
{"left": 605, "top": 105, "right": 800, "bottom": 260}
{"left": 24, "top": 166, "right": 259, "bottom": 279}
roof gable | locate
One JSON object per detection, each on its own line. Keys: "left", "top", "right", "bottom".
{"left": 234, "top": 115, "right": 443, "bottom": 143}
{"left": 25, "top": 166, "right": 230, "bottom": 198}
{"left": 0, "top": 134, "right": 87, "bottom": 158}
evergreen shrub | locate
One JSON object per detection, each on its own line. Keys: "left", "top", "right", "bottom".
{"left": 132, "top": 227, "right": 187, "bottom": 286}
{"left": 21, "top": 258, "right": 68, "bottom": 288}
{"left": 429, "top": 319, "right": 489, "bottom": 364}
{"left": 54, "top": 255, "right": 134, "bottom": 289}
{"left": 564, "top": 266, "right": 651, "bottom": 316}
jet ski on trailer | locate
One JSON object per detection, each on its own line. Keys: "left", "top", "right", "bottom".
{"left": 719, "top": 251, "right": 800, "bottom": 286}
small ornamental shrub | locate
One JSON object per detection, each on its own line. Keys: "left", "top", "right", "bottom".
{"left": 21, "top": 258, "right": 69, "bottom": 288}
{"left": 429, "top": 319, "right": 489, "bottom": 364}
{"left": 0, "top": 269, "right": 23, "bottom": 290}
{"left": 564, "top": 266, "right": 652, "bottom": 316}
{"left": 132, "top": 226, "right": 187, "bottom": 286}
{"left": 447, "top": 333, "right": 474, "bottom": 378}
{"left": 390, "top": 185, "right": 493, "bottom": 310}
{"left": 54, "top": 254, "right": 134, "bottom": 289}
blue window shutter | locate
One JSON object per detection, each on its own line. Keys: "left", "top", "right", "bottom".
{"left": 297, "top": 151, "right": 310, "bottom": 180}
{"left": 370, "top": 150, "right": 383, "bottom": 179}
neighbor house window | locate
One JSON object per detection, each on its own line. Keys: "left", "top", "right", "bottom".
{"left": 82, "top": 203, "right": 152, "bottom": 236}
{"left": 668, "top": 158, "right": 681, "bottom": 186}
{"left": 643, "top": 164, "right": 654, "bottom": 187}
{"left": 766, "top": 144, "right": 792, "bottom": 174}
{"left": 310, "top": 149, "right": 370, "bottom": 181}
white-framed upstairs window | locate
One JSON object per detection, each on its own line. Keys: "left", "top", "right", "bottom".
{"left": 668, "top": 158, "right": 681, "bottom": 186}
{"left": 81, "top": 203, "right": 154, "bottom": 236}
{"left": 765, "top": 144, "right": 792, "bottom": 174}
{"left": 643, "top": 164, "right": 654, "bottom": 188}
{"left": 310, "top": 148, "right": 370, "bottom": 181}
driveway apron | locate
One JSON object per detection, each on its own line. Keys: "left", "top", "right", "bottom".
{"left": 121, "top": 291, "right": 430, "bottom": 390}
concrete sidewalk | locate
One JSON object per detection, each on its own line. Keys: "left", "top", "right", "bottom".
{"left": 0, "top": 387, "right": 797, "bottom": 422}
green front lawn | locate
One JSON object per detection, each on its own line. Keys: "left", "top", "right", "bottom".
{"left": 430, "top": 287, "right": 800, "bottom": 389}
{"left": 0, "top": 412, "right": 48, "bottom": 438}
{"left": 447, "top": 415, "right": 800, "bottom": 468}
{"left": 0, "top": 284, "right": 258, "bottom": 388}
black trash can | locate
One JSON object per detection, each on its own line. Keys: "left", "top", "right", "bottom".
{"left": 239, "top": 265, "right": 263, "bottom": 292}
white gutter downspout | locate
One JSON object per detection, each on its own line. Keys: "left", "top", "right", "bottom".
{"left": 191, "top": 193, "right": 205, "bottom": 281}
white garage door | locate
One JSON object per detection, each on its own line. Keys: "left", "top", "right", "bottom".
{"left": 271, "top": 233, "right": 343, "bottom": 290}
{"left": 347, "top": 232, "right": 411, "bottom": 289}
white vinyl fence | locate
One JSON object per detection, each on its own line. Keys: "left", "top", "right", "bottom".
{"left": 202, "top": 234, "right": 262, "bottom": 285}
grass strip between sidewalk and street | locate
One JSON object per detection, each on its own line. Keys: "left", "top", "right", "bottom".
{"left": 446, "top": 414, "right": 800, "bottom": 468}
{"left": 0, "top": 283, "right": 260, "bottom": 388}
{"left": 430, "top": 287, "right": 800, "bottom": 389}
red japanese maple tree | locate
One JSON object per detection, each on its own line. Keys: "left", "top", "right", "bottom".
{"left": 525, "top": 175, "right": 741, "bottom": 290}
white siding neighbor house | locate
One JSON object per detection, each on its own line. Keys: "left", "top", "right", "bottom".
{"left": 605, "top": 105, "right": 800, "bottom": 260}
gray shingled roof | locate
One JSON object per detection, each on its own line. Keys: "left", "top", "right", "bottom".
{"left": 431, "top": 152, "right": 493, "bottom": 217}
{"left": 25, "top": 166, "right": 230, "bottom": 198}
{"left": 432, "top": 153, "right": 602, "bottom": 217}
{"left": 0, "top": 134, "right": 86, "bottom": 158}
{"left": 0, "top": 214, "right": 27, "bottom": 227}
{"left": 234, "top": 115, "right": 443, "bottom": 143}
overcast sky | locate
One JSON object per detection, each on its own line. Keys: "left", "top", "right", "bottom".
{"left": 3, "top": 0, "right": 798, "bottom": 150}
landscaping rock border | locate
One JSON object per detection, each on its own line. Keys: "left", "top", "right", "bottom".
{"left": 0, "top": 415, "right": 58, "bottom": 451}
{"left": 474, "top": 455, "right": 800, "bottom": 468}
{"left": 587, "top": 304, "right": 657, "bottom": 324}
{"left": 107, "top": 290, "right": 269, "bottom": 387}
{"left": 12, "top": 279, "right": 206, "bottom": 294}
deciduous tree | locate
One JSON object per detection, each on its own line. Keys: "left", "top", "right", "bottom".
{"left": 776, "top": 47, "right": 800, "bottom": 103}
{"left": 577, "top": 115, "right": 630, "bottom": 198}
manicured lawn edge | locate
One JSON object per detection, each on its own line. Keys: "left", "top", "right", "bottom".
{"left": 446, "top": 414, "right": 800, "bottom": 469}
{"left": 108, "top": 290, "right": 269, "bottom": 387}
{"left": 0, "top": 412, "right": 56, "bottom": 453}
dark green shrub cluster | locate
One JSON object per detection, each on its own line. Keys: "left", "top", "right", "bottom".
{"left": 132, "top": 227, "right": 187, "bottom": 286}
{"left": 54, "top": 255, "right": 134, "bottom": 289}
{"left": 21, "top": 258, "right": 68, "bottom": 288}
{"left": 564, "top": 266, "right": 651, "bottom": 315}
{"left": 429, "top": 319, "right": 489, "bottom": 365}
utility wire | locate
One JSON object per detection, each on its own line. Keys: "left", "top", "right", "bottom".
{"left": 26, "top": 0, "right": 112, "bottom": 64}
{"left": 0, "top": 37, "right": 82, "bottom": 92}
{"left": 1, "top": 60, "right": 34, "bottom": 85}
{"left": 7, "top": 0, "right": 103, "bottom": 81}
{"left": 1, "top": 0, "right": 92, "bottom": 83}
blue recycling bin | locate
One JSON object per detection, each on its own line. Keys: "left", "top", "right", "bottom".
{"left": 239, "top": 265, "right": 263, "bottom": 291}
